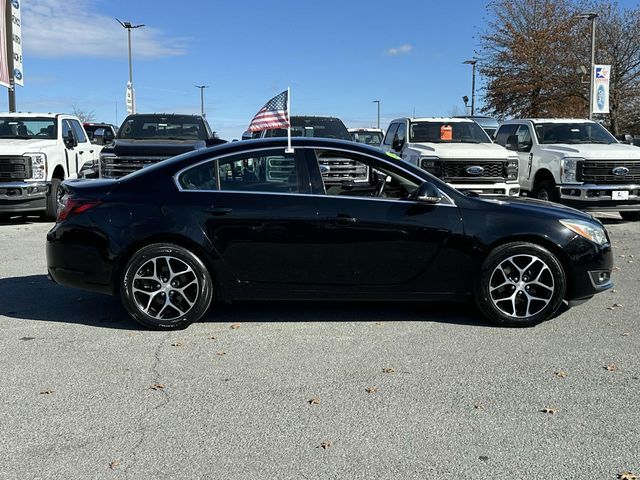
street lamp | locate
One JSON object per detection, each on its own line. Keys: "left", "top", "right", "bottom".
{"left": 372, "top": 100, "right": 380, "bottom": 129}
{"left": 195, "top": 85, "right": 209, "bottom": 116}
{"left": 463, "top": 59, "right": 477, "bottom": 115}
{"left": 462, "top": 95, "right": 470, "bottom": 115}
{"left": 116, "top": 18, "right": 145, "bottom": 114}
{"left": 576, "top": 12, "right": 598, "bottom": 119}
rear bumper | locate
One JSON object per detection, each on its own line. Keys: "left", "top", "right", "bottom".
{"left": 0, "top": 181, "right": 49, "bottom": 213}
{"left": 559, "top": 184, "right": 640, "bottom": 211}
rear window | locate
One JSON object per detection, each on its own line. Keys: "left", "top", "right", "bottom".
{"left": 264, "top": 117, "right": 351, "bottom": 141}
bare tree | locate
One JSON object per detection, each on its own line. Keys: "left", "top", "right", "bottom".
{"left": 71, "top": 106, "right": 96, "bottom": 124}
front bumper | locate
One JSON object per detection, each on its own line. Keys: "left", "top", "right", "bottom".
{"left": 453, "top": 182, "right": 520, "bottom": 196}
{"left": 563, "top": 235, "right": 613, "bottom": 302}
{"left": 0, "top": 181, "right": 49, "bottom": 213}
{"left": 558, "top": 184, "right": 640, "bottom": 211}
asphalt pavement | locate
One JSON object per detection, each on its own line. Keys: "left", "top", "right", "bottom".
{"left": 0, "top": 214, "right": 638, "bottom": 479}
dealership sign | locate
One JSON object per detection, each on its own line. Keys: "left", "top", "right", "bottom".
{"left": 0, "top": 0, "right": 23, "bottom": 89}
{"left": 592, "top": 65, "right": 610, "bottom": 114}
{"left": 11, "top": 0, "right": 23, "bottom": 87}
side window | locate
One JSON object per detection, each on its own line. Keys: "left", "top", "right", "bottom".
{"left": 494, "top": 124, "right": 517, "bottom": 146}
{"left": 395, "top": 122, "right": 406, "bottom": 145}
{"left": 61, "top": 120, "right": 73, "bottom": 140}
{"left": 383, "top": 123, "right": 400, "bottom": 146}
{"left": 515, "top": 125, "right": 532, "bottom": 152}
{"left": 70, "top": 120, "right": 87, "bottom": 143}
{"left": 313, "top": 149, "right": 419, "bottom": 200}
{"left": 179, "top": 160, "right": 217, "bottom": 191}
{"left": 219, "top": 150, "right": 300, "bottom": 193}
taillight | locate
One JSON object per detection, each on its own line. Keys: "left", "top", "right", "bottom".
{"left": 57, "top": 198, "right": 101, "bottom": 222}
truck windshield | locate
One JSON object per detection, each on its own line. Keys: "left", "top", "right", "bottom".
{"left": 0, "top": 117, "right": 57, "bottom": 139}
{"left": 534, "top": 122, "right": 617, "bottom": 144}
{"left": 264, "top": 117, "right": 351, "bottom": 140}
{"left": 409, "top": 121, "right": 491, "bottom": 143}
{"left": 118, "top": 115, "right": 207, "bottom": 140}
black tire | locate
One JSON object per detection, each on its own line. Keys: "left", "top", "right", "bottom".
{"left": 620, "top": 211, "right": 640, "bottom": 221}
{"left": 121, "top": 243, "right": 213, "bottom": 330}
{"left": 474, "top": 242, "right": 566, "bottom": 327}
{"left": 44, "top": 177, "right": 62, "bottom": 220}
{"left": 534, "top": 179, "right": 558, "bottom": 203}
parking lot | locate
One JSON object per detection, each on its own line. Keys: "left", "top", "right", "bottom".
{"left": 0, "top": 215, "right": 638, "bottom": 479}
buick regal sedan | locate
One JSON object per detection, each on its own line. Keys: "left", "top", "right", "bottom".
{"left": 46, "top": 138, "right": 613, "bottom": 330}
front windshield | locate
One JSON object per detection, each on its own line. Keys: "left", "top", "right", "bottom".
{"left": 0, "top": 117, "right": 57, "bottom": 139}
{"left": 118, "top": 115, "right": 207, "bottom": 140}
{"left": 409, "top": 121, "right": 491, "bottom": 143}
{"left": 351, "top": 131, "right": 384, "bottom": 145}
{"left": 534, "top": 122, "right": 617, "bottom": 144}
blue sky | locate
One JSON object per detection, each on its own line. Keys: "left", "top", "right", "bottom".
{"left": 8, "top": 0, "right": 639, "bottom": 139}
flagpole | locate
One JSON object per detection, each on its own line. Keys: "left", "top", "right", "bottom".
{"left": 285, "top": 86, "right": 294, "bottom": 153}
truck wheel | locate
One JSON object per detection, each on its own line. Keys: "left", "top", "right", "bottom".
{"left": 620, "top": 211, "right": 640, "bottom": 221}
{"left": 44, "top": 178, "right": 62, "bottom": 220}
{"left": 121, "top": 243, "right": 213, "bottom": 330}
{"left": 474, "top": 242, "right": 566, "bottom": 327}
{"left": 534, "top": 180, "right": 558, "bottom": 203}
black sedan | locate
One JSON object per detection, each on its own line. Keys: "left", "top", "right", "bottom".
{"left": 46, "top": 138, "right": 613, "bottom": 330}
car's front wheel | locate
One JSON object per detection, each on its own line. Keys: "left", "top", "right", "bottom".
{"left": 475, "top": 242, "right": 566, "bottom": 327}
{"left": 121, "top": 243, "right": 213, "bottom": 330}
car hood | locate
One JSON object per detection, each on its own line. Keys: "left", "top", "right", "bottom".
{"left": 104, "top": 139, "right": 206, "bottom": 157}
{"left": 0, "top": 138, "right": 56, "bottom": 153}
{"left": 407, "top": 142, "right": 511, "bottom": 159}
{"left": 470, "top": 194, "right": 595, "bottom": 222}
{"left": 539, "top": 143, "right": 640, "bottom": 159}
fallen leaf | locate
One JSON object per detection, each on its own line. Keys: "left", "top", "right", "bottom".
{"left": 613, "top": 266, "right": 621, "bottom": 271}
{"left": 39, "top": 389, "right": 54, "bottom": 395}
{"left": 19, "top": 337, "right": 35, "bottom": 341}
{"left": 605, "top": 363, "right": 618, "bottom": 372}
{"left": 628, "top": 260, "right": 634, "bottom": 264}
{"left": 607, "top": 306, "right": 615, "bottom": 311}
{"left": 621, "top": 332, "right": 631, "bottom": 337}
{"left": 375, "top": 321, "right": 384, "bottom": 326}
{"left": 613, "top": 303, "right": 624, "bottom": 308}
{"left": 365, "top": 386, "right": 378, "bottom": 394}
{"left": 171, "top": 342, "right": 183, "bottom": 347}
{"left": 207, "top": 336, "right": 217, "bottom": 340}
{"left": 541, "top": 407, "right": 558, "bottom": 414}
{"left": 230, "top": 324, "right": 241, "bottom": 330}
{"left": 555, "top": 370, "right": 567, "bottom": 378}
{"left": 474, "top": 403, "right": 485, "bottom": 410}
{"left": 478, "top": 455, "right": 489, "bottom": 462}
{"left": 150, "top": 383, "right": 165, "bottom": 391}
{"left": 308, "top": 396, "right": 321, "bottom": 405}
{"left": 318, "top": 441, "right": 332, "bottom": 449}
{"left": 618, "top": 472, "right": 637, "bottom": 480}
{"left": 108, "top": 460, "right": 120, "bottom": 470}
{"left": 216, "top": 351, "right": 226, "bottom": 356}
{"left": 382, "top": 368, "right": 396, "bottom": 374}
{"left": 611, "top": 289, "right": 618, "bottom": 293}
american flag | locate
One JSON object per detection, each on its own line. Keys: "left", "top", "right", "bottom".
{"left": 248, "top": 90, "right": 290, "bottom": 132}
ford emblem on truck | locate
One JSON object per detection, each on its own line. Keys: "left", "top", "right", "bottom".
{"left": 612, "top": 166, "right": 629, "bottom": 176}
{"left": 466, "top": 165, "right": 485, "bottom": 176}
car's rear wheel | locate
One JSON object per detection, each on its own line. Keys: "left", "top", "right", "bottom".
{"left": 620, "top": 211, "right": 640, "bottom": 221}
{"left": 534, "top": 180, "right": 558, "bottom": 203}
{"left": 475, "top": 242, "right": 566, "bottom": 327}
{"left": 121, "top": 243, "right": 213, "bottom": 330}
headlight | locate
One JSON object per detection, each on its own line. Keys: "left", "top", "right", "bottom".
{"left": 506, "top": 156, "right": 519, "bottom": 180}
{"left": 561, "top": 157, "right": 583, "bottom": 184}
{"left": 560, "top": 219, "right": 608, "bottom": 245}
{"left": 25, "top": 153, "right": 47, "bottom": 180}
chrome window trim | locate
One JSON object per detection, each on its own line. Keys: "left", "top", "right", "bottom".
{"left": 173, "top": 145, "right": 457, "bottom": 207}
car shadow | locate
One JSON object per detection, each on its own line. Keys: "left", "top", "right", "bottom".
{"left": 0, "top": 274, "right": 492, "bottom": 330}
{"left": 0, "top": 215, "right": 52, "bottom": 226}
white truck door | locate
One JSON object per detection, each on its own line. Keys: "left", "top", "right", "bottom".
{"left": 69, "top": 119, "right": 94, "bottom": 175}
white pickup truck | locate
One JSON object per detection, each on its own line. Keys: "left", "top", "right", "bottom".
{"left": 495, "top": 119, "right": 640, "bottom": 221}
{"left": 0, "top": 113, "right": 100, "bottom": 220}
{"left": 381, "top": 117, "right": 520, "bottom": 196}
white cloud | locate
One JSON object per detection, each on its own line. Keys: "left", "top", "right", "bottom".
{"left": 385, "top": 44, "right": 414, "bottom": 56}
{"left": 22, "top": 0, "right": 189, "bottom": 59}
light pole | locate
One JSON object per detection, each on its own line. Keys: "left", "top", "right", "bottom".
{"left": 195, "top": 85, "right": 209, "bottom": 116}
{"left": 372, "top": 100, "right": 380, "bottom": 129}
{"left": 116, "top": 19, "right": 144, "bottom": 114}
{"left": 463, "top": 59, "right": 477, "bottom": 115}
{"left": 576, "top": 12, "right": 598, "bottom": 119}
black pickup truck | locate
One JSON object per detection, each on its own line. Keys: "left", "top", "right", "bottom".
{"left": 99, "top": 114, "right": 225, "bottom": 178}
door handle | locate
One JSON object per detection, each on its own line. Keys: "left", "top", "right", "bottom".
{"left": 334, "top": 213, "right": 356, "bottom": 223}
{"left": 206, "top": 206, "right": 232, "bottom": 215}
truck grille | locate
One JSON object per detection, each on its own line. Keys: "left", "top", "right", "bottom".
{"left": 421, "top": 159, "right": 508, "bottom": 182}
{"left": 319, "top": 157, "right": 369, "bottom": 185}
{"left": 0, "top": 156, "right": 31, "bottom": 181}
{"left": 101, "top": 155, "right": 169, "bottom": 178}
{"left": 579, "top": 160, "right": 640, "bottom": 184}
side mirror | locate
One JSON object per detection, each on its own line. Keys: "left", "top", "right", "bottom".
{"left": 64, "top": 131, "right": 77, "bottom": 148}
{"left": 392, "top": 137, "right": 405, "bottom": 152}
{"left": 414, "top": 181, "right": 443, "bottom": 204}
{"left": 505, "top": 135, "right": 519, "bottom": 151}
{"left": 103, "top": 130, "right": 115, "bottom": 143}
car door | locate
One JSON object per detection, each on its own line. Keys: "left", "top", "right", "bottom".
{"left": 304, "top": 147, "right": 464, "bottom": 295}
{"left": 69, "top": 119, "right": 98, "bottom": 175}
{"left": 60, "top": 119, "right": 79, "bottom": 178}
{"left": 175, "top": 147, "right": 319, "bottom": 286}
